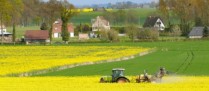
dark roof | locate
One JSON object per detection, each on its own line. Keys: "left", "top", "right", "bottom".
{"left": 25, "top": 30, "right": 49, "bottom": 40}
{"left": 189, "top": 27, "right": 209, "bottom": 36}
{"left": 143, "top": 16, "right": 163, "bottom": 27}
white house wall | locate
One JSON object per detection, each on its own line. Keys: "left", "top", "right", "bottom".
{"left": 53, "top": 33, "right": 59, "bottom": 38}
{"left": 0, "top": 28, "right": 7, "bottom": 33}
{"left": 189, "top": 36, "right": 202, "bottom": 39}
{"left": 154, "top": 19, "right": 165, "bottom": 31}
{"left": 92, "top": 17, "right": 110, "bottom": 31}
{"left": 70, "top": 32, "right": 74, "bottom": 37}
{"left": 53, "top": 32, "right": 74, "bottom": 38}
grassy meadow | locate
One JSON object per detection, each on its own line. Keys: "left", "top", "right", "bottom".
{"left": 71, "top": 8, "right": 156, "bottom": 25}
{"left": 7, "top": 26, "right": 40, "bottom": 38}
{"left": 36, "top": 40, "right": 209, "bottom": 76}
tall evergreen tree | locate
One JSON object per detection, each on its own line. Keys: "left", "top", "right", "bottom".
{"left": 203, "top": 26, "right": 208, "bottom": 37}
{"left": 60, "top": 4, "right": 77, "bottom": 44}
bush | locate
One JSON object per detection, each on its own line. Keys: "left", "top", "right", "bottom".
{"left": 99, "top": 29, "right": 119, "bottom": 42}
{"left": 125, "top": 25, "right": 138, "bottom": 42}
{"left": 137, "top": 28, "right": 159, "bottom": 40}
{"left": 112, "top": 27, "right": 126, "bottom": 34}
{"left": 203, "top": 26, "right": 209, "bottom": 37}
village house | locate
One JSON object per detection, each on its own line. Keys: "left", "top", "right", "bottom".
{"left": 53, "top": 19, "right": 74, "bottom": 38}
{"left": 188, "top": 27, "right": 209, "bottom": 39}
{"left": 24, "top": 30, "right": 49, "bottom": 44}
{"left": 92, "top": 16, "right": 110, "bottom": 31}
{"left": 0, "top": 25, "right": 12, "bottom": 43}
{"left": 143, "top": 16, "right": 165, "bottom": 31}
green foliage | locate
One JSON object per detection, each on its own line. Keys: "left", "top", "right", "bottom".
{"left": 60, "top": 4, "right": 77, "bottom": 43}
{"left": 159, "top": 0, "right": 209, "bottom": 36}
{"left": 103, "top": 9, "right": 139, "bottom": 25}
{"left": 61, "top": 22, "right": 69, "bottom": 42}
{"left": 0, "top": 0, "right": 12, "bottom": 22}
{"left": 195, "top": 17, "right": 203, "bottom": 27}
{"left": 99, "top": 30, "right": 119, "bottom": 42}
{"left": 12, "top": 24, "right": 16, "bottom": 43}
{"left": 112, "top": 27, "right": 126, "bottom": 34}
{"left": 125, "top": 25, "right": 138, "bottom": 42}
{"left": 76, "top": 24, "right": 91, "bottom": 33}
{"left": 160, "top": 25, "right": 182, "bottom": 37}
{"left": 137, "top": 28, "right": 159, "bottom": 40}
{"left": 99, "top": 30, "right": 109, "bottom": 41}
{"left": 203, "top": 26, "right": 209, "bottom": 37}
{"left": 40, "top": 23, "right": 48, "bottom": 30}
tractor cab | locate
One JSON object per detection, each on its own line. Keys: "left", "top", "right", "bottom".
{"left": 112, "top": 68, "right": 125, "bottom": 81}
{"left": 100, "top": 68, "right": 130, "bottom": 83}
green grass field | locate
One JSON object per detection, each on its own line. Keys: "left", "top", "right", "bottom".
{"left": 7, "top": 26, "right": 40, "bottom": 38}
{"left": 36, "top": 40, "right": 209, "bottom": 76}
{"left": 70, "top": 8, "right": 156, "bottom": 25}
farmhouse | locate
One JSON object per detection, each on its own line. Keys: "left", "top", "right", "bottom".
{"left": 188, "top": 27, "right": 209, "bottom": 39}
{"left": 92, "top": 16, "right": 110, "bottom": 31}
{"left": 143, "top": 16, "right": 165, "bottom": 31}
{"left": 0, "top": 25, "right": 12, "bottom": 43}
{"left": 52, "top": 19, "right": 74, "bottom": 38}
{"left": 24, "top": 30, "right": 49, "bottom": 44}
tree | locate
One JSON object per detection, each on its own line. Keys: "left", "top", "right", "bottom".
{"left": 22, "top": 0, "right": 42, "bottom": 26}
{"left": 99, "top": 29, "right": 119, "bottom": 42}
{"left": 103, "top": 9, "right": 139, "bottom": 25}
{"left": 60, "top": 3, "right": 77, "bottom": 44}
{"left": 159, "top": 0, "right": 209, "bottom": 36}
{"left": 0, "top": 0, "right": 12, "bottom": 45}
{"left": 203, "top": 26, "right": 209, "bottom": 37}
{"left": 137, "top": 28, "right": 159, "bottom": 40}
{"left": 8, "top": 0, "right": 24, "bottom": 44}
{"left": 158, "top": 0, "right": 171, "bottom": 28}
{"left": 125, "top": 25, "right": 138, "bottom": 42}
{"left": 82, "top": 24, "right": 91, "bottom": 33}
{"left": 41, "top": 0, "right": 62, "bottom": 44}
{"left": 107, "top": 30, "right": 119, "bottom": 42}
{"left": 40, "top": 22, "right": 48, "bottom": 30}
{"left": 170, "top": 25, "right": 182, "bottom": 37}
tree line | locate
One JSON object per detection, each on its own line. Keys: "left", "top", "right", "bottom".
{"left": 159, "top": 0, "right": 209, "bottom": 36}
{"left": 0, "top": 0, "right": 76, "bottom": 44}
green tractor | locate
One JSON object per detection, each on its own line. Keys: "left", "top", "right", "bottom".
{"left": 100, "top": 68, "right": 130, "bottom": 83}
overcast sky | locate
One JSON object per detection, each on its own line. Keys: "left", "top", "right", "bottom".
{"left": 65, "top": 0, "right": 158, "bottom": 6}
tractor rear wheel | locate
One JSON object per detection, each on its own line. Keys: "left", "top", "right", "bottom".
{"left": 117, "top": 78, "right": 130, "bottom": 83}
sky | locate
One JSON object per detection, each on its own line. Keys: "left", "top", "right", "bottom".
{"left": 65, "top": 0, "right": 158, "bottom": 6}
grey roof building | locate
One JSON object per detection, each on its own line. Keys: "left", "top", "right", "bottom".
{"left": 188, "top": 27, "right": 209, "bottom": 38}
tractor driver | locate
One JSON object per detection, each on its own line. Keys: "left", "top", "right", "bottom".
{"left": 143, "top": 70, "right": 149, "bottom": 81}
{"left": 158, "top": 67, "right": 166, "bottom": 78}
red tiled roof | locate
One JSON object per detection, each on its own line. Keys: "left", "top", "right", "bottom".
{"left": 53, "top": 23, "right": 74, "bottom": 33}
{"left": 25, "top": 30, "right": 49, "bottom": 40}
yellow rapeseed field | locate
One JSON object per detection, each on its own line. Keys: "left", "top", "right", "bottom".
{"left": 0, "top": 76, "right": 208, "bottom": 91}
{"left": 0, "top": 46, "right": 150, "bottom": 76}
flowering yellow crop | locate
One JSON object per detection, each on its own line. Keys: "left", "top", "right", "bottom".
{"left": 0, "top": 76, "right": 208, "bottom": 91}
{"left": 0, "top": 46, "right": 150, "bottom": 76}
